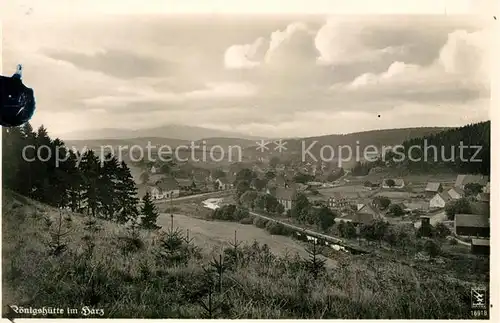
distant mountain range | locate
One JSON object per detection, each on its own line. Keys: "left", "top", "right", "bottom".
{"left": 245, "top": 126, "right": 451, "bottom": 157}
{"left": 61, "top": 124, "right": 266, "bottom": 141}
{"left": 65, "top": 136, "right": 260, "bottom": 152}
{"left": 63, "top": 126, "right": 455, "bottom": 161}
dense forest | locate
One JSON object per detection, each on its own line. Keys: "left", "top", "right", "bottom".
{"left": 2, "top": 123, "right": 141, "bottom": 223}
{"left": 349, "top": 121, "right": 490, "bottom": 175}
{"left": 393, "top": 121, "right": 490, "bottom": 175}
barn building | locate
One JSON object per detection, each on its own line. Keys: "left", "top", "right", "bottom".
{"left": 454, "top": 214, "right": 489, "bottom": 237}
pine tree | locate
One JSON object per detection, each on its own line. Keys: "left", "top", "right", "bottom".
{"left": 67, "top": 150, "right": 84, "bottom": 212}
{"left": 99, "top": 153, "right": 120, "bottom": 220}
{"left": 79, "top": 150, "right": 101, "bottom": 217}
{"left": 304, "top": 240, "right": 326, "bottom": 279}
{"left": 140, "top": 192, "right": 161, "bottom": 230}
{"left": 115, "top": 160, "right": 139, "bottom": 224}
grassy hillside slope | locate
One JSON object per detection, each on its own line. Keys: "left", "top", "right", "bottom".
{"left": 2, "top": 191, "right": 488, "bottom": 319}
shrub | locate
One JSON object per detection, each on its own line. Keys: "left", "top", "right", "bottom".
{"left": 423, "top": 239, "right": 442, "bottom": 258}
{"left": 265, "top": 221, "right": 292, "bottom": 236}
{"left": 212, "top": 205, "right": 249, "bottom": 222}
{"left": 253, "top": 217, "right": 268, "bottom": 228}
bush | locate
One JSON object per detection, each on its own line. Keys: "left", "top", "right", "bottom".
{"left": 423, "top": 239, "right": 442, "bottom": 258}
{"left": 388, "top": 204, "right": 405, "bottom": 217}
{"left": 212, "top": 205, "right": 249, "bottom": 222}
{"left": 265, "top": 221, "right": 292, "bottom": 236}
{"left": 253, "top": 217, "right": 268, "bottom": 228}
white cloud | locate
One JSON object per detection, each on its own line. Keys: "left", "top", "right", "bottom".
{"left": 343, "top": 28, "right": 490, "bottom": 96}
{"left": 264, "top": 22, "right": 317, "bottom": 66}
{"left": 224, "top": 37, "right": 267, "bottom": 69}
{"left": 348, "top": 61, "right": 424, "bottom": 89}
{"left": 438, "top": 29, "right": 490, "bottom": 84}
{"left": 224, "top": 21, "right": 317, "bottom": 69}
{"left": 314, "top": 17, "right": 407, "bottom": 65}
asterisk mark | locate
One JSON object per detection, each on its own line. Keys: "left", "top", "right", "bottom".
{"left": 274, "top": 139, "right": 287, "bottom": 152}
{"left": 256, "top": 140, "right": 270, "bottom": 152}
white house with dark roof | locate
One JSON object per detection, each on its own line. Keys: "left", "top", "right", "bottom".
{"left": 275, "top": 187, "right": 296, "bottom": 212}
{"left": 341, "top": 203, "right": 383, "bottom": 225}
{"left": 429, "top": 191, "right": 452, "bottom": 209}
{"left": 150, "top": 177, "right": 180, "bottom": 200}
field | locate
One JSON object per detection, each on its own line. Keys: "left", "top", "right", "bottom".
{"left": 157, "top": 213, "right": 336, "bottom": 268}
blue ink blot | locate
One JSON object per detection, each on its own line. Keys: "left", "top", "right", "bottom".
{"left": 0, "top": 64, "right": 36, "bottom": 127}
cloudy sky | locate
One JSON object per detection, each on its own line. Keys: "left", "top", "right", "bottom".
{"left": 1, "top": 1, "right": 494, "bottom": 139}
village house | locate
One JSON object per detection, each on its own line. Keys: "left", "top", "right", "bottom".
{"left": 342, "top": 203, "right": 382, "bottom": 226}
{"left": 425, "top": 182, "right": 443, "bottom": 196}
{"left": 150, "top": 177, "right": 180, "bottom": 200}
{"left": 429, "top": 191, "right": 452, "bottom": 209}
{"left": 328, "top": 192, "right": 349, "bottom": 209}
{"left": 454, "top": 214, "right": 489, "bottom": 237}
{"left": 382, "top": 178, "right": 405, "bottom": 189}
{"left": 150, "top": 165, "right": 157, "bottom": 174}
{"left": 471, "top": 239, "right": 490, "bottom": 255}
{"left": 275, "top": 187, "right": 296, "bottom": 213}
{"left": 454, "top": 174, "right": 488, "bottom": 189}
{"left": 215, "top": 177, "right": 234, "bottom": 190}
{"left": 447, "top": 187, "right": 465, "bottom": 200}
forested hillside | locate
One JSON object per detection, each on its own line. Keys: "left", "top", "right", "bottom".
{"left": 2, "top": 123, "right": 139, "bottom": 223}
{"left": 395, "top": 121, "right": 490, "bottom": 175}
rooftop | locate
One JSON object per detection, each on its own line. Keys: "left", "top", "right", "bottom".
{"left": 275, "top": 187, "right": 296, "bottom": 200}
{"left": 425, "top": 182, "right": 442, "bottom": 192}
{"left": 455, "top": 214, "right": 489, "bottom": 228}
{"left": 437, "top": 191, "right": 452, "bottom": 202}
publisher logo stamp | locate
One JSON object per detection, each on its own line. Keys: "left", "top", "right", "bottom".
{"left": 471, "top": 287, "right": 487, "bottom": 309}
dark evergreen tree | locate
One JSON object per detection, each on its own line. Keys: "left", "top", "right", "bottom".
{"left": 79, "top": 150, "right": 101, "bottom": 217}
{"left": 115, "top": 160, "right": 139, "bottom": 224}
{"left": 98, "top": 153, "right": 121, "bottom": 220}
{"left": 140, "top": 192, "right": 161, "bottom": 230}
